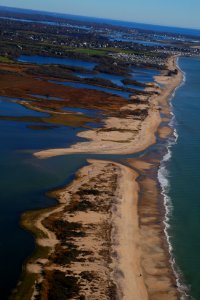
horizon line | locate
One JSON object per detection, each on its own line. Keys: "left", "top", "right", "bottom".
{"left": 1, "top": 4, "right": 200, "bottom": 31}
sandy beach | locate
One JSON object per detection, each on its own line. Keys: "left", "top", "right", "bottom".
{"left": 13, "top": 56, "right": 184, "bottom": 300}
{"left": 18, "top": 158, "right": 180, "bottom": 299}
{"left": 34, "top": 56, "right": 182, "bottom": 159}
{"left": 18, "top": 160, "right": 147, "bottom": 299}
{"left": 129, "top": 157, "right": 179, "bottom": 300}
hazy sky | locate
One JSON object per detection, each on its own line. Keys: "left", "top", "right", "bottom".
{"left": 0, "top": 0, "right": 200, "bottom": 29}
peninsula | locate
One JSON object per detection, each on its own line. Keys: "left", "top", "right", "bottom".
{"left": 0, "top": 7, "right": 197, "bottom": 300}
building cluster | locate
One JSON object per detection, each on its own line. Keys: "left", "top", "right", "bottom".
{"left": 110, "top": 52, "right": 166, "bottom": 67}
{"left": 0, "top": 16, "right": 200, "bottom": 63}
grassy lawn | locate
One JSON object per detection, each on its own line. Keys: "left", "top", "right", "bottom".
{"left": 10, "top": 272, "right": 37, "bottom": 300}
{"left": 68, "top": 47, "right": 155, "bottom": 57}
{"left": 0, "top": 56, "right": 13, "bottom": 63}
{"left": 9, "top": 208, "right": 53, "bottom": 300}
{"left": 0, "top": 111, "right": 94, "bottom": 128}
{"left": 69, "top": 48, "right": 107, "bottom": 56}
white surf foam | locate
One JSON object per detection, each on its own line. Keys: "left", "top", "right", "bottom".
{"left": 158, "top": 57, "right": 192, "bottom": 300}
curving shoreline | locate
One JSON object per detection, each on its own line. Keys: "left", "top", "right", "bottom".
{"left": 34, "top": 57, "right": 182, "bottom": 160}
{"left": 12, "top": 56, "right": 185, "bottom": 300}
{"left": 13, "top": 160, "right": 148, "bottom": 300}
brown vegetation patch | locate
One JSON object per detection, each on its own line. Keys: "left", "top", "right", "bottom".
{"left": 0, "top": 62, "right": 127, "bottom": 113}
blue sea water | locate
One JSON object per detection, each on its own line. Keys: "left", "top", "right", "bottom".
{"left": 159, "top": 57, "right": 200, "bottom": 300}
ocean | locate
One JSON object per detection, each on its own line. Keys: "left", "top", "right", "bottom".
{"left": 159, "top": 57, "right": 200, "bottom": 300}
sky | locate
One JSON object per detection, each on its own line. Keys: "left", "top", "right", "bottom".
{"left": 0, "top": 0, "right": 200, "bottom": 29}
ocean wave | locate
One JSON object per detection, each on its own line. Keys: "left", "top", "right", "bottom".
{"left": 177, "top": 56, "right": 186, "bottom": 87}
{"left": 158, "top": 130, "right": 191, "bottom": 300}
{"left": 158, "top": 58, "right": 192, "bottom": 300}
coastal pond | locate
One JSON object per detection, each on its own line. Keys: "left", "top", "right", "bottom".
{"left": 17, "top": 55, "right": 155, "bottom": 90}
{"left": 29, "top": 94, "right": 64, "bottom": 101}
{"left": 0, "top": 96, "right": 92, "bottom": 151}
{"left": 75, "top": 72, "right": 125, "bottom": 87}
{"left": 49, "top": 80, "right": 132, "bottom": 99}
{"left": 62, "top": 106, "right": 100, "bottom": 117}
{"left": 17, "top": 55, "right": 137, "bottom": 97}
{"left": 0, "top": 97, "right": 47, "bottom": 117}
{"left": 18, "top": 55, "right": 97, "bottom": 70}
{"left": 75, "top": 72, "right": 145, "bottom": 91}
{"left": 131, "top": 67, "right": 160, "bottom": 84}
{"left": 110, "top": 34, "right": 165, "bottom": 47}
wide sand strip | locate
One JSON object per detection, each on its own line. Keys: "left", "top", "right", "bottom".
{"left": 34, "top": 56, "right": 182, "bottom": 159}
{"left": 22, "top": 158, "right": 180, "bottom": 299}
{"left": 20, "top": 160, "right": 148, "bottom": 300}
{"left": 22, "top": 56, "right": 183, "bottom": 300}
{"left": 110, "top": 160, "right": 148, "bottom": 300}
{"left": 34, "top": 100, "right": 160, "bottom": 158}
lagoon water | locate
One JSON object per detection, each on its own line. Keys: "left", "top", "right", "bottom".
{"left": 131, "top": 67, "right": 160, "bottom": 83}
{"left": 49, "top": 79, "right": 131, "bottom": 99}
{"left": 18, "top": 55, "right": 97, "bottom": 70}
{"left": 18, "top": 54, "right": 160, "bottom": 96}
{"left": 18, "top": 54, "right": 157, "bottom": 87}
{"left": 0, "top": 95, "right": 141, "bottom": 299}
{"left": 0, "top": 97, "right": 91, "bottom": 299}
{"left": 75, "top": 72, "right": 125, "bottom": 87}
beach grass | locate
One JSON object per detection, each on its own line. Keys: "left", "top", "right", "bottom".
{"left": 0, "top": 112, "right": 95, "bottom": 128}
{"left": 9, "top": 208, "right": 55, "bottom": 300}
{"left": 10, "top": 272, "right": 37, "bottom": 300}
{"left": 69, "top": 48, "right": 107, "bottom": 56}
{"left": 67, "top": 47, "right": 154, "bottom": 56}
{"left": 21, "top": 209, "right": 49, "bottom": 239}
{"left": 0, "top": 56, "right": 13, "bottom": 63}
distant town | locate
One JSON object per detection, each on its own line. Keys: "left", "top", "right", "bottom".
{"left": 0, "top": 8, "right": 199, "bottom": 70}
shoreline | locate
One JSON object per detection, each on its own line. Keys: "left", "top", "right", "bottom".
{"left": 13, "top": 158, "right": 180, "bottom": 300}
{"left": 34, "top": 56, "right": 183, "bottom": 159}
{"left": 12, "top": 56, "right": 185, "bottom": 299}
{"left": 158, "top": 58, "right": 190, "bottom": 298}
{"left": 12, "top": 160, "right": 148, "bottom": 299}
{"left": 128, "top": 156, "right": 180, "bottom": 299}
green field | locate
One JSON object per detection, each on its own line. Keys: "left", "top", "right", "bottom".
{"left": 0, "top": 56, "right": 13, "bottom": 63}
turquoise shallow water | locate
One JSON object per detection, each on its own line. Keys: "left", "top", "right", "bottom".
{"left": 162, "top": 57, "right": 200, "bottom": 299}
